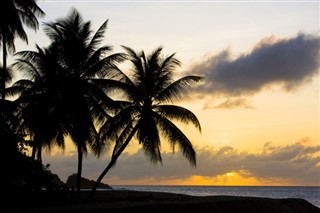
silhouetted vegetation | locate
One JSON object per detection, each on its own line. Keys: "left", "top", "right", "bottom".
{"left": 1, "top": 2, "right": 319, "bottom": 213}
{"left": 1, "top": 0, "right": 202, "bottom": 206}
{"left": 66, "top": 174, "right": 111, "bottom": 189}
{"left": 13, "top": 8, "right": 126, "bottom": 198}
{"left": 90, "top": 46, "right": 202, "bottom": 199}
{"left": 0, "top": 0, "right": 44, "bottom": 100}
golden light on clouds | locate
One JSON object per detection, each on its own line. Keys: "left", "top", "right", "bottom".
{"left": 32, "top": 1, "right": 319, "bottom": 187}
{"left": 101, "top": 172, "right": 293, "bottom": 186}
{"left": 43, "top": 134, "right": 320, "bottom": 186}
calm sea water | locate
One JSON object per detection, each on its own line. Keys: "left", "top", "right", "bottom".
{"left": 112, "top": 185, "right": 320, "bottom": 208}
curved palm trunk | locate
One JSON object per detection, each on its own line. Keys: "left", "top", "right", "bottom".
{"left": 1, "top": 35, "right": 7, "bottom": 100}
{"left": 89, "top": 125, "right": 138, "bottom": 200}
{"left": 76, "top": 145, "right": 83, "bottom": 200}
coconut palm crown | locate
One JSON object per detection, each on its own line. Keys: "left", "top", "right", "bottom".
{"left": 12, "top": 46, "right": 67, "bottom": 162}
{"left": 90, "top": 46, "right": 202, "bottom": 198}
{"left": 29, "top": 8, "right": 125, "bottom": 196}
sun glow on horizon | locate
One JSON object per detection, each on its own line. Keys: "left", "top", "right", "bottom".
{"left": 101, "top": 172, "right": 298, "bottom": 187}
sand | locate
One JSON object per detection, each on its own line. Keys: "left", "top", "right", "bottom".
{"left": 5, "top": 189, "right": 320, "bottom": 213}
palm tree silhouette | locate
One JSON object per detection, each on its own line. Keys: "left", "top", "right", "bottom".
{"left": 0, "top": 0, "right": 44, "bottom": 100}
{"left": 12, "top": 46, "right": 67, "bottom": 162}
{"left": 90, "top": 46, "right": 202, "bottom": 198}
{"left": 43, "top": 8, "right": 126, "bottom": 197}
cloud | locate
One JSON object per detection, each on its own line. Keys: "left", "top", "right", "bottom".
{"left": 43, "top": 139, "right": 320, "bottom": 186}
{"left": 205, "top": 98, "right": 255, "bottom": 109}
{"left": 188, "top": 33, "right": 320, "bottom": 97}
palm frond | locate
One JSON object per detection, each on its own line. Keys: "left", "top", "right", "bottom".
{"left": 87, "top": 122, "right": 103, "bottom": 157}
{"left": 80, "top": 21, "right": 92, "bottom": 49}
{"left": 90, "top": 78, "right": 134, "bottom": 97}
{"left": 15, "top": 0, "right": 45, "bottom": 22}
{"left": 86, "top": 81, "right": 120, "bottom": 118}
{"left": 155, "top": 76, "right": 203, "bottom": 103}
{"left": 155, "top": 112, "right": 196, "bottom": 167}
{"left": 43, "top": 22, "right": 64, "bottom": 42}
{"left": 16, "top": 7, "right": 39, "bottom": 30}
{"left": 85, "top": 45, "right": 113, "bottom": 72}
{"left": 14, "top": 50, "right": 40, "bottom": 62}
{"left": 88, "top": 19, "right": 109, "bottom": 52}
{"left": 5, "top": 84, "right": 29, "bottom": 97}
{"left": 99, "top": 105, "right": 138, "bottom": 143}
{"left": 12, "top": 58, "right": 41, "bottom": 81}
{"left": 85, "top": 53, "right": 127, "bottom": 78}
{"left": 154, "top": 105, "right": 201, "bottom": 132}
{"left": 122, "top": 46, "right": 145, "bottom": 79}
{"left": 158, "top": 53, "right": 181, "bottom": 76}
{"left": 147, "top": 46, "right": 163, "bottom": 68}
{"left": 12, "top": 79, "right": 35, "bottom": 89}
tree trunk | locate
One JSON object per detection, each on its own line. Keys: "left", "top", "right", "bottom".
{"left": 31, "top": 144, "right": 36, "bottom": 160}
{"left": 36, "top": 143, "right": 42, "bottom": 163}
{"left": 1, "top": 35, "right": 7, "bottom": 100}
{"left": 89, "top": 125, "right": 138, "bottom": 200}
{"left": 76, "top": 145, "right": 83, "bottom": 200}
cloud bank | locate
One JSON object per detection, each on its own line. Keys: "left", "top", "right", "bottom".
{"left": 188, "top": 33, "right": 320, "bottom": 97}
{"left": 43, "top": 139, "right": 320, "bottom": 186}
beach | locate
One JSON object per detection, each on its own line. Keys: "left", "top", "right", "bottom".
{"left": 5, "top": 190, "right": 320, "bottom": 213}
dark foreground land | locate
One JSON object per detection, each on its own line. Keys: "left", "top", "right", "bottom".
{"left": 5, "top": 190, "right": 320, "bottom": 213}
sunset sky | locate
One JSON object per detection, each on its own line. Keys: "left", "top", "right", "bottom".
{"left": 12, "top": 0, "right": 319, "bottom": 186}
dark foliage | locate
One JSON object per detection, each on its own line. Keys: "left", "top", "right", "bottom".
{"left": 3, "top": 151, "right": 64, "bottom": 193}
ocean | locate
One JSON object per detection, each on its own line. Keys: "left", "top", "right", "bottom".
{"left": 111, "top": 185, "right": 320, "bottom": 208}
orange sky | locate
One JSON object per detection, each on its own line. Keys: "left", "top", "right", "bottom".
{"left": 10, "top": 1, "right": 320, "bottom": 186}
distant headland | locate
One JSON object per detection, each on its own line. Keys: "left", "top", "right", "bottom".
{"left": 66, "top": 174, "right": 112, "bottom": 189}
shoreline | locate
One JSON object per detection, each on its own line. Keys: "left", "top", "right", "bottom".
{"left": 5, "top": 189, "right": 320, "bottom": 213}
{"left": 112, "top": 185, "right": 320, "bottom": 207}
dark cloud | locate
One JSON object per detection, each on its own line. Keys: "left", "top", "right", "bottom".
{"left": 188, "top": 33, "right": 320, "bottom": 96}
{"left": 43, "top": 140, "right": 320, "bottom": 185}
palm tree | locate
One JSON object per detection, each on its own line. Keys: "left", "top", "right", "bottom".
{"left": 43, "top": 8, "right": 126, "bottom": 197}
{"left": 12, "top": 46, "right": 67, "bottom": 162}
{"left": 0, "top": 0, "right": 44, "bottom": 100}
{"left": 90, "top": 46, "right": 202, "bottom": 198}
